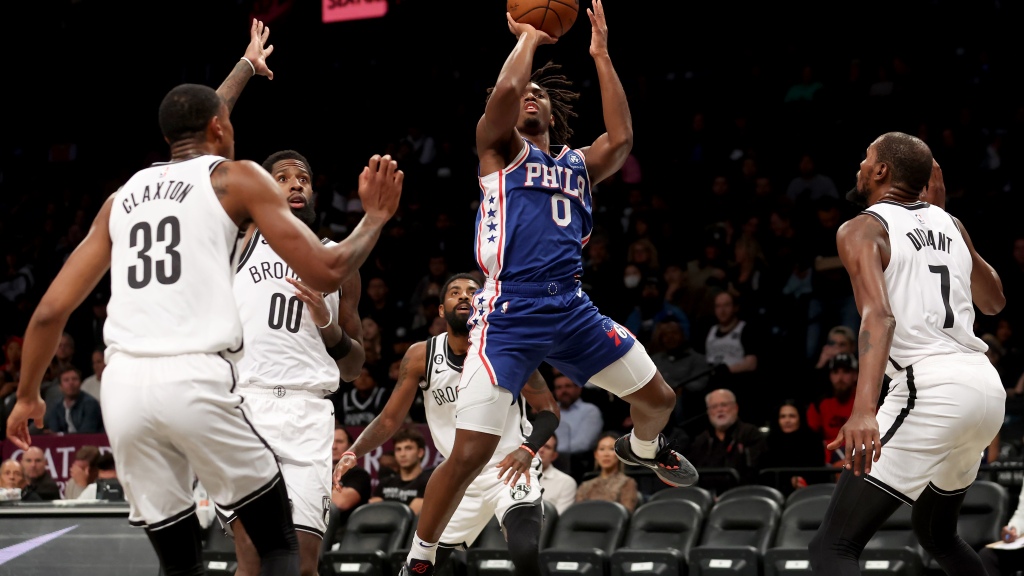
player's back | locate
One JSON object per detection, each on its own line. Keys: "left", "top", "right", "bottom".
{"left": 475, "top": 141, "right": 593, "bottom": 282}
{"left": 863, "top": 200, "right": 987, "bottom": 368}
{"left": 105, "top": 156, "right": 243, "bottom": 358}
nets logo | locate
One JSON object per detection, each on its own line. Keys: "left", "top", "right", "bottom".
{"left": 510, "top": 483, "right": 531, "bottom": 501}
{"left": 273, "top": 386, "right": 286, "bottom": 398}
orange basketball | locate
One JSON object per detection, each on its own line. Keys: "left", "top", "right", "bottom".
{"left": 508, "top": 0, "right": 580, "bottom": 39}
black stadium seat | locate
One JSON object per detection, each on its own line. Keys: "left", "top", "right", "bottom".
{"left": 202, "top": 522, "right": 239, "bottom": 576}
{"left": 783, "top": 483, "right": 835, "bottom": 509}
{"left": 717, "top": 485, "right": 786, "bottom": 508}
{"left": 539, "top": 500, "right": 630, "bottom": 575}
{"left": 466, "top": 500, "right": 558, "bottom": 576}
{"left": 609, "top": 499, "right": 704, "bottom": 576}
{"left": 689, "top": 496, "right": 781, "bottom": 576}
{"left": 648, "top": 486, "right": 715, "bottom": 518}
{"left": 323, "top": 501, "right": 414, "bottom": 576}
{"left": 762, "top": 495, "right": 832, "bottom": 576}
{"left": 922, "top": 480, "right": 1007, "bottom": 572}
{"left": 859, "top": 504, "right": 925, "bottom": 576}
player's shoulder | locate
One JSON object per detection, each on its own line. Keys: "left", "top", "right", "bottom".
{"left": 403, "top": 341, "right": 429, "bottom": 373}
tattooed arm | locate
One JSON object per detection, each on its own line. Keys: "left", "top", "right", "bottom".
{"left": 333, "top": 341, "right": 424, "bottom": 486}
{"left": 216, "top": 18, "right": 275, "bottom": 115}
{"left": 826, "top": 214, "right": 895, "bottom": 476}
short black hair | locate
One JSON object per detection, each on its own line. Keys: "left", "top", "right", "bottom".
{"left": 875, "top": 132, "right": 933, "bottom": 193}
{"left": 158, "top": 83, "right": 223, "bottom": 144}
{"left": 441, "top": 273, "right": 480, "bottom": 296}
{"left": 392, "top": 427, "right": 426, "bottom": 451}
{"left": 96, "top": 452, "right": 116, "bottom": 472}
{"left": 262, "top": 149, "right": 314, "bottom": 183}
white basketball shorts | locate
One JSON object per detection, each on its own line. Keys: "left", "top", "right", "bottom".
{"left": 218, "top": 387, "right": 335, "bottom": 537}
{"left": 101, "top": 352, "right": 281, "bottom": 529}
{"left": 866, "top": 352, "right": 1005, "bottom": 504}
{"left": 440, "top": 455, "right": 543, "bottom": 548}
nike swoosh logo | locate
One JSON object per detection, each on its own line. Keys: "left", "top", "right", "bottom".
{"left": 434, "top": 369, "right": 447, "bottom": 374}
{"left": 0, "top": 525, "right": 78, "bottom": 565}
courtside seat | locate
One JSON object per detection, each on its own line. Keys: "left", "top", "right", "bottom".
{"left": 689, "top": 496, "right": 781, "bottom": 576}
{"left": 648, "top": 486, "right": 715, "bottom": 518}
{"left": 609, "top": 499, "right": 704, "bottom": 576}
{"left": 466, "top": 501, "right": 558, "bottom": 576}
{"left": 539, "top": 500, "right": 629, "bottom": 575}
{"left": 717, "top": 485, "right": 786, "bottom": 508}
{"left": 323, "top": 501, "right": 414, "bottom": 576}
{"left": 783, "top": 483, "right": 835, "bottom": 509}
{"left": 762, "top": 495, "right": 832, "bottom": 576}
{"left": 859, "top": 503, "right": 925, "bottom": 576}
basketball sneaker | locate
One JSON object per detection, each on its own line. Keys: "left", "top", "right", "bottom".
{"left": 400, "top": 559, "right": 434, "bottom": 575}
{"left": 614, "top": 433, "right": 698, "bottom": 487}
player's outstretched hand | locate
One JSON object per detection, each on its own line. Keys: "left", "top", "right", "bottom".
{"left": 285, "top": 277, "right": 330, "bottom": 328}
{"left": 827, "top": 410, "right": 881, "bottom": 476}
{"left": 587, "top": 0, "right": 609, "bottom": 58}
{"left": 505, "top": 12, "right": 557, "bottom": 45}
{"left": 5, "top": 396, "right": 46, "bottom": 451}
{"left": 495, "top": 447, "right": 533, "bottom": 486}
{"left": 357, "top": 154, "right": 404, "bottom": 223}
{"left": 244, "top": 18, "right": 275, "bottom": 80}
{"left": 333, "top": 453, "right": 357, "bottom": 488}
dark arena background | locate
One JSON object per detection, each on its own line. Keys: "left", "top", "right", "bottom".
{"left": 3, "top": 0, "right": 1024, "bottom": 575}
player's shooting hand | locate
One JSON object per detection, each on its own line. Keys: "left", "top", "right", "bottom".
{"left": 827, "top": 410, "right": 881, "bottom": 476}
{"left": 587, "top": 0, "right": 609, "bottom": 58}
{"left": 5, "top": 396, "right": 46, "bottom": 451}
{"left": 505, "top": 13, "right": 557, "bottom": 45}
{"left": 285, "top": 277, "right": 330, "bottom": 328}
{"left": 495, "top": 447, "right": 534, "bottom": 486}
{"left": 333, "top": 453, "right": 357, "bottom": 488}
{"left": 357, "top": 155, "right": 404, "bottom": 223}
{"left": 244, "top": 18, "right": 275, "bottom": 80}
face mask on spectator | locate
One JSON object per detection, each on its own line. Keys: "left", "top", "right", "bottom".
{"left": 624, "top": 274, "right": 641, "bottom": 289}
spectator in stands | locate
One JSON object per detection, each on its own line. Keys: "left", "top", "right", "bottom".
{"left": 979, "top": 480, "right": 1024, "bottom": 575}
{"left": 20, "top": 446, "right": 60, "bottom": 501}
{"left": 624, "top": 276, "right": 689, "bottom": 345}
{"left": 38, "top": 332, "right": 76, "bottom": 409}
{"left": 1, "top": 458, "right": 25, "bottom": 489}
{"left": 704, "top": 291, "right": 763, "bottom": 422}
{"left": 63, "top": 445, "right": 100, "bottom": 499}
{"left": 370, "top": 427, "right": 431, "bottom": 514}
{"left": 81, "top": 348, "right": 105, "bottom": 400}
{"left": 806, "top": 353, "right": 858, "bottom": 466}
{"left": 378, "top": 450, "right": 399, "bottom": 482}
{"left": 575, "top": 432, "right": 639, "bottom": 513}
{"left": 684, "top": 388, "right": 766, "bottom": 495}
{"left": 77, "top": 452, "right": 123, "bottom": 501}
{"left": 336, "top": 367, "right": 391, "bottom": 427}
{"left": 44, "top": 366, "right": 103, "bottom": 434}
{"left": 552, "top": 373, "right": 603, "bottom": 480}
{"left": 537, "top": 435, "right": 577, "bottom": 515}
{"left": 2, "top": 335, "right": 22, "bottom": 383}
{"left": 757, "top": 400, "right": 825, "bottom": 495}
{"left": 726, "top": 233, "right": 769, "bottom": 322}
{"left": 330, "top": 423, "right": 371, "bottom": 532}
{"left": 409, "top": 254, "right": 449, "bottom": 318}
{"left": 649, "top": 318, "right": 710, "bottom": 433}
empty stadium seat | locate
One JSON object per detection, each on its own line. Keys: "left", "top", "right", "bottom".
{"left": 648, "top": 486, "right": 715, "bottom": 518}
{"left": 609, "top": 499, "right": 704, "bottom": 576}
{"left": 859, "top": 503, "right": 925, "bottom": 576}
{"left": 201, "top": 523, "right": 238, "bottom": 576}
{"left": 783, "top": 483, "right": 835, "bottom": 509}
{"left": 689, "top": 496, "right": 781, "bottom": 576}
{"left": 466, "top": 500, "right": 557, "bottom": 576}
{"left": 539, "top": 500, "right": 630, "bottom": 575}
{"left": 717, "top": 485, "right": 786, "bottom": 508}
{"left": 323, "top": 501, "right": 414, "bottom": 576}
{"left": 762, "top": 495, "right": 832, "bottom": 576}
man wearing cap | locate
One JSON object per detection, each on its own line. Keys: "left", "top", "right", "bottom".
{"left": 806, "top": 353, "right": 859, "bottom": 465}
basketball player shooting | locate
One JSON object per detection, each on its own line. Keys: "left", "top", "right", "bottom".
{"left": 4, "top": 23, "right": 403, "bottom": 574}
{"left": 335, "top": 273, "right": 560, "bottom": 575}
{"left": 398, "top": 3, "right": 696, "bottom": 574}
{"left": 809, "top": 132, "right": 1006, "bottom": 576}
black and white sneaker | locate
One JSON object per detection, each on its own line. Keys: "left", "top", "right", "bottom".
{"left": 614, "top": 433, "right": 698, "bottom": 487}
{"left": 399, "top": 560, "right": 434, "bottom": 575}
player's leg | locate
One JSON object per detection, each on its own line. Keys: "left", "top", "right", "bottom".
{"left": 102, "top": 354, "right": 205, "bottom": 576}
{"left": 807, "top": 469, "right": 903, "bottom": 575}
{"left": 501, "top": 502, "right": 544, "bottom": 575}
{"left": 434, "top": 485, "right": 492, "bottom": 571}
{"left": 911, "top": 485, "right": 985, "bottom": 575}
{"left": 171, "top": 356, "right": 299, "bottom": 576}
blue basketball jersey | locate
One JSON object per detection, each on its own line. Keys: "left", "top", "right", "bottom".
{"left": 475, "top": 140, "right": 593, "bottom": 282}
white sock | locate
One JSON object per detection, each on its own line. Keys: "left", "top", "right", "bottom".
{"left": 406, "top": 532, "right": 438, "bottom": 565}
{"left": 630, "top": 431, "right": 659, "bottom": 459}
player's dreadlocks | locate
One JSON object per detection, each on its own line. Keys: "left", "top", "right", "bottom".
{"left": 532, "top": 61, "right": 579, "bottom": 146}
{"left": 486, "top": 61, "right": 580, "bottom": 147}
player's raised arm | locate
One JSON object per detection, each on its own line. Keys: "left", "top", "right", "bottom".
{"left": 826, "top": 215, "right": 894, "bottom": 476}
{"left": 332, "top": 271, "right": 366, "bottom": 382}
{"left": 496, "top": 370, "right": 560, "bottom": 486}
{"left": 334, "top": 342, "right": 426, "bottom": 486}
{"left": 226, "top": 155, "right": 401, "bottom": 294}
{"left": 216, "top": 18, "right": 275, "bottom": 115}
{"left": 578, "top": 0, "right": 632, "bottom": 186}
{"left": 6, "top": 196, "right": 115, "bottom": 449}
{"left": 953, "top": 217, "right": 1005, "bottom": 315}
{"left": 477, "top": 15, "right": 556, "bottom": 160}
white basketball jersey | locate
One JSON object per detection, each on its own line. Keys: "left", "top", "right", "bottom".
{"left": 705, "top": 321, "right": 748, "bottom": 366}
{"left": 233, "top": 229, "right": 341, "bottom": 395}
{"left": 420, "top": 333, "right": 533, "bottom": 468}
{"left": 862, "top": 200, "right": 987, "bottom": 369}
{"left": 105, "top": 156, "right": 243, "bottom": 359}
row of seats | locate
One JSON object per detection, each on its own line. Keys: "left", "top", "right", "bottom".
{"left": 199, "top": 481, "right": 1009, "bottom": 576}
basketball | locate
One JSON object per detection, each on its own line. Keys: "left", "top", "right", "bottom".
{"left": 508, "top": 0, "right": 580, "bottom": 39}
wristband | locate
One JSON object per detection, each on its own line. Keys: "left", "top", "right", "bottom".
{"left": 327, "top": 331, "right": 354, "bottom": 360}
{"left": 317, "top": 307, "right": 333, "bottom": 330}
{"left": 342, "top": 451, "right": 356, "bottom": 459}
{"left": 519, "top": 444, "right": 536, "bottom": 457}
{"left": 523, "top": 410, "right": 559, "bottom": 453}
{"left": 240, "top": 57, "right": 256, "bottom": 76}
